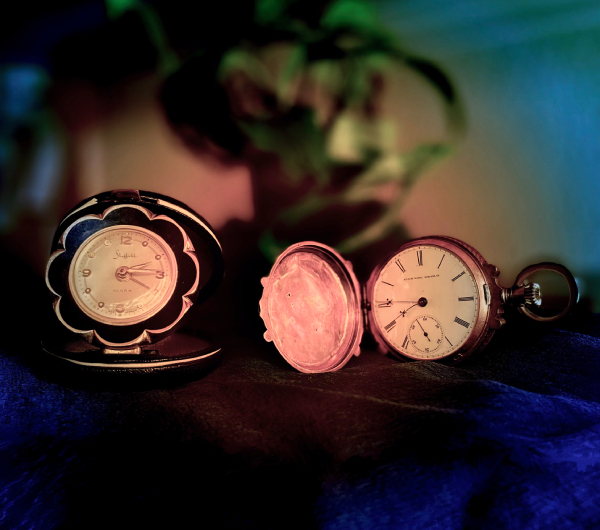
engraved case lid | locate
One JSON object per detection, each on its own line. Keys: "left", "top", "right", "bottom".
{"left": 259, "top": 242, "right": 363, "bottom": 373}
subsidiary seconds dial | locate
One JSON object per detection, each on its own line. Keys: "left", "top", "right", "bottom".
{"left": 68, "top": 225, "right": 178, "bottom": 326}
{"left": 372, "top": 245, "right": 479, "bottom": 360}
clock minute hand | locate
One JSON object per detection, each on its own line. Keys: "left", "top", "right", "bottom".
{"left": 396, "top": 303, "right": 418, "bottom": 318}
{"left": 128, "top": 262, "right": 151, "bottom": 270}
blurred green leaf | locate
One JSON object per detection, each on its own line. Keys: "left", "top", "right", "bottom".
{"left": 240, "top": 108, "right": 330, "bottom": 184}
{"left": 258, "top": 230, "right": 290, "bottom": 263}
{"left": 321, "top": 0, "right": 379, "bottom": 32}
{"left": 106, "top": 0, "right": 138, "bottom": 19}
{"left": 256, "top": 0, "right": 293, "bottom": 26}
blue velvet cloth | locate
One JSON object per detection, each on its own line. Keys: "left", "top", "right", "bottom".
{"left": 1, "top": 315, "right": 599, "bottom": 528}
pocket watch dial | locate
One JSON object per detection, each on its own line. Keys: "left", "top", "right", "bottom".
{"left": 372, "top": 245, "right": 479, "bottom": 360}
{"left": 68, "top": 225, "right": 178, "bottom": 326}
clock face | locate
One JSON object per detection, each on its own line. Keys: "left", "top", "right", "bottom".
{"left": 372, "top": 245, "right": 480, "bottom": 360}
{"left": 68, "top": 225, "right": 178, "bottom": 326}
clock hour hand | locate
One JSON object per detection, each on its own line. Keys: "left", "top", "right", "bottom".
{"left": 375, "top": 300, "right": 418, "bottom": 307}
{"left": 127, "top": 269, "right": 163, "bottom": 274}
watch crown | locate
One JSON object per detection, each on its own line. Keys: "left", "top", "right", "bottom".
{"left": 523, "top": 283, "right": 542, "bottom": 307}
{"left": 506, "top": 283, "right": 542, "bottom": 307}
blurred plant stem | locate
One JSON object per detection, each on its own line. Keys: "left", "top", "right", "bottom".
{"left": 122, "top": 0, "right": 466, "bottom": 261}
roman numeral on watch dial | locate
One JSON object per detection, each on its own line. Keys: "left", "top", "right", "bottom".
{"left": 454, "top": 316, "right": 470, "bottom": 328}
{"left": 373, "top": 245, "right": 478, "bottom": 361}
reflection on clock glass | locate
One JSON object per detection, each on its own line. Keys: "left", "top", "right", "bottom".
{"left": 68, "top": 225, "right": 178, "bottom": 326}
{"left": 372, "top": 245, "right": 479, "bottom": 360}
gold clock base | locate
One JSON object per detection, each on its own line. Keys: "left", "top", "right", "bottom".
{"left": 40, "top": 331, "right": 222, "bottom": 377}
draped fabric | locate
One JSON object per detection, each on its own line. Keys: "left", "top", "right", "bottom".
{"left": 1, "top": 314, "right": 599, "bottom": 528}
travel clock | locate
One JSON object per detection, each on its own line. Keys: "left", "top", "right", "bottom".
{"left": 259, "top": 237, "right": 577, "bottom": 373}
{"left": 44, "top": 189, "right": 224, "bottom": 374}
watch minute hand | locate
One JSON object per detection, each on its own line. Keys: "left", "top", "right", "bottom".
{"left": 396, "top": 303, "right": 418, "bottom": 318}
{"left": 128, "top": 262, "right": 151, "bottom": 270}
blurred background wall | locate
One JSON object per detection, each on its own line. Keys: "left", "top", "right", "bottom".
{"left": 1, "top": 0, "right": 599, "bottom": 309}
{"left": 381, "top": 0, "right": 600, "bottom": 308}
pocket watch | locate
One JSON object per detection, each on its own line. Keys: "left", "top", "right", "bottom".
{"left": 258, "top": 236, "right": 577, "bottom": 373}
{"left": 44, "top": 189, "right": 225, "bottom": 374}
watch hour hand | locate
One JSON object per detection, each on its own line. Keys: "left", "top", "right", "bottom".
{"left": 376, "top": 300, "right": 419, "bottom": 306}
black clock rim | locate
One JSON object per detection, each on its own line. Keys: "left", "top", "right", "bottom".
{"left": 52, "top": 189, "right": 224, "bottom": 306}
{"left": 47, "top": 206, "right": 200, "bottom": 345}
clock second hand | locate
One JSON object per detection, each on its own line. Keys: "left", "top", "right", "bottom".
{"left": 416, "top": 318, "right": 431, "bottom": 341}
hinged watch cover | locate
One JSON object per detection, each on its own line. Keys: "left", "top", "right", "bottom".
{"left": 259, "top": 242, "right": 363, "bottom": 373}
{"left": 260, "top": 237, "right": 578, "bottom": 373}
{"left": 43, "top": 189, "right": 225, "bottom": 375}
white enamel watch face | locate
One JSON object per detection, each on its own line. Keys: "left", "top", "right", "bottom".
{"left": 68, "top": 225, "right": 178, "bottom": 326}
{"left": 372, "top": 245, "right": 480, "bottom": 360}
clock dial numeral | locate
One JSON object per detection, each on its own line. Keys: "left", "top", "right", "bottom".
{"left": 395, "top": 259, "right": 405, "bottom": 273}
{"left": 417, "top": 250, "right": 423, "bottom": 266}
{"left": 384, "top": 320, "right": 397, "bottom": 332}
{"left": 454, "top": 316, "right": 470, "bottom": 328}
{"left": 69, "top": 226, "right": 179, "bottom": 327}
{"left": 382, "top": 281, "right": 394, "bottom": 286}
{"left": 438, "top": 255, "right": 445, "bottom": 269}
{"left": 402, "top": 335, "right": 409, "bottom": 349}
{"left": 458, "top": 296, "right": 474, "bottom": 302}
{"left": 451, "top": 271, "right": 465, "bottom": 282}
